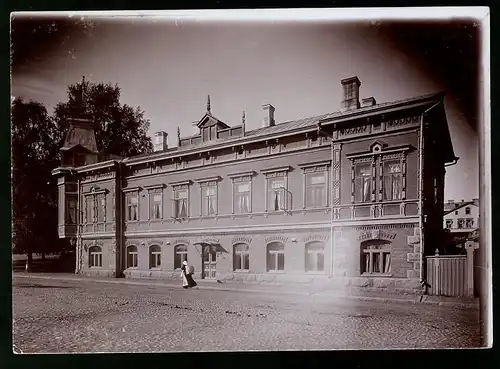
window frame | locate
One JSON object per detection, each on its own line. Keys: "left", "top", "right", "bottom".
{"left": 124, "top": 191, "right": 139, "bottom": 222}
{"left": 352, "top": 160, "right": 374, "bottom": 204}
{"left": 145, "top": 184, "right": 165, "bottom": 221}
{"left": 88, "top": 245, "right": 103, "bottom": 268}
{"left": 445, "top": 219, "right": 453, "bottom": 229}
{"left": 197, "top": 177, "right": 221, "bottom": 217}
{"left": 465, "top": 207, "right": 471, "bottom": 215}
{"left": 382, "top": 158, "right": 404, "bottom": 201}
{"left": 360, "top": 241, "right": 392, "bottom": 276}
{"left": 229, "top": 172, "right": 255, "bottom": 214}
{"left": 266, "top": 242, "right": 285, "bottom": 273}
{"left": 305, "top": 241, "right": 325, "bottom": 273}
{"left": 465, "top": 218, "right": 474, "bottom": 228}
{"left": 149, "top": 245, "right": 162, "bottom": 269}
{"left": 170, "top": 182, "right": 191, "bottom": 219}
{"left": 233, "top": 243, "right": 250, "bottom": 272}
{"left": 299, "top": 161, "right": 330, "bottom": 209}
{"left": 262, "top": 166, "right": 291, "bottom": 212}
{"left": 66, "top": 195, "right": 78, "bottom": 225}
{"left": 457, "top": 218, "right": 465, "bottom": 229}
{"left": 126, "top": 245, "right": 138, "bottom": 269}
{"left": 174, "top": 244, "right": 188, "bottom": 269}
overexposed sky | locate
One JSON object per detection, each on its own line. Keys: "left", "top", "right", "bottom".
{"left": 11, "top": 13, "right": 481, "bottom": 200}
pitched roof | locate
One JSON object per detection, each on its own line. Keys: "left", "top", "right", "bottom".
{"left": 126, "top": 91, "right": 445, "bottom": 163}
{"left": 443, "top": 200, "right": 478, "bottom": 215}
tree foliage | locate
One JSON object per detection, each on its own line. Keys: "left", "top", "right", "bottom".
{"left": 53, "top": 79, "right": 153, "bottom": 157}
{"left": 12, "top": 80, "right": 153, "bottom": 260}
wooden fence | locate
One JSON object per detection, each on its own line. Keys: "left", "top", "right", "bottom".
{"left": 426, "top": 254, "right": 468, "bottom": 297}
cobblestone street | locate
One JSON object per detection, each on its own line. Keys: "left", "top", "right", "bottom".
{"left": 12, "top": 276, "right": 481, "bottom": 353}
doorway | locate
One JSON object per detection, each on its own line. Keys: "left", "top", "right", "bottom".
{"left": 202, "top": 245, "right": 217, "bottom": 279}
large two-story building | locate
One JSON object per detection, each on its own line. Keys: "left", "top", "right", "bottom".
{"left": 52, "top": 76, "right": 457, "bottom": 293}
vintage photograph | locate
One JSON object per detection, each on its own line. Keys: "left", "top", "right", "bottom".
{"left": 11, "top": 8, "right": 490, "bottom": 353}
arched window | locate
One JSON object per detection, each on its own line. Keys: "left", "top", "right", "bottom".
{"left": 305, "top": 241, "right": 325, "bottom": 272}
{"left": 126, "top": 245, "right": 138, "bottom": 268}
{"left": 233, "top": 243, "right": 250, "bottom": 271}
{"left": 267, "top": 242, "right": 285, "bottom": 272}
{"left": 149, "top": 245, "right": 161, "bottom": 269}
{"left": 89, "top": 246, "right": 102, "bottom": 268}
{"left": 174, "top": 245, "right": 188, "bottom": 269}
{"left": 361, "top": 240, "right": 391, "bottom": 275}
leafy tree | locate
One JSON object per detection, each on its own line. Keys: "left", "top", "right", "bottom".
{"left": 52, "top": 78, "right": 153, "bottom": 158}
{"left": 12, "top": 79, "right": 153, "bottom": 272}
{"left": 12, "top": 98, "right": 61, "bottom": 269}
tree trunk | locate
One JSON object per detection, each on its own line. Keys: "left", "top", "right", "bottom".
{"left": 25, "top": 251, "right": 33, "bottom": 272}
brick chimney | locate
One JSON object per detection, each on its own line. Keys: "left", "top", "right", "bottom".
{"left": 341, "top": 76, "right": 361, "bottom": 110}
{"left": 262, "top": 104, "right": 275, "bottom": 127}
{"left": 153, "top": 131, "right": 168, "bottom": 152}
{"left": 362, "top": 96, "right": 376, "bottom": 107}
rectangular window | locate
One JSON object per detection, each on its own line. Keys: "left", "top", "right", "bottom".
{"left": 465, "top": 218, "right": 474, "bottom": 228}
{"left": 85, "top": 196, "right": 93, "bottom": 223}
{"left": 202, "top": 185, "right": 217, "bottom": 216}
{"left": 233, "top": 182, "right": 251, "bottom": 214}
{"left": 383, "top": 161, "right": 402, "bottom": 201}
{"left": 151, "top": 193, "right": 162, "bottom": 220}
{"left": 465, "top": 207, "right": 471, "bottom": 215}
{"left": 203, "top": 127, "right": 209, "bottom": 141}
{"left": 362, "top": 245, "right": 391, "bottom": 274}
{"left": 267, "top": 177, "right": 286, "bottom": 211}
{"left": 174, "top": 189, "right": 188, "bottom": 218}
{"left": 233, "top": 244, "right": 250, "bottom": 271}
{"left": 267, "top": 251, "right": 285, "bottom": 271}
{"left": 305, "top": 172, "right": 327, "bottom": 208}
{"left": 354, "top": 164, "right": 372, "bottom": 203}
{"left": 66, "top": 197, "right": 77, "bottom": 224}
{"left": 446, "top": 219, "right": 453, "bottom": 229}
{"left": 457, "top": 218, "right": 465, "bottom": 229}
{"left": 97, "top": 195, "right": 105, "bottom": 222}
{"left": 210, "top": 126, "right": 217, "bottom": 140}
{"left": 127, "top": 194, "right": 139, "bottom": 221}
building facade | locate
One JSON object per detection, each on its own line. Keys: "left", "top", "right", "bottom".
{"left": 444, "top": 199, "right": 480, "bottom": 233}
{"left": 52, "top": 76, "right": 456, "bottom": 293}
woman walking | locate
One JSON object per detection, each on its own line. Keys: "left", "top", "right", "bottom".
{"left": 181, "top": 260, "right": 197, "bottom": 289}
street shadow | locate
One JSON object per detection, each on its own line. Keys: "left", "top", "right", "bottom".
{"left": 14, "top": 283, "right": 76, "bottom": 289}
{"left": 12, "top": 252, "right": 76, "bottom": 273}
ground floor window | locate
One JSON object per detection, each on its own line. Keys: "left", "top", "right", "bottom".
{"left": 233, "top": 243, "right": 250, "bottom": 271}
{"left": 305, "top": 241, "right": 325, "bottom": 272}
{"left": 361, "top": 240, "right": 391, "bottom": 274}
{"left": 127, "top": 245, "right": 138, "bottom": 268}
{"left": 267, "top": 242, "right": 285, "bottom": 272}
{"left": 149, "top": 245, "right": 161, "bottom": 269}
{"left": 174, "top": 244, "right": 188, "bottom": 269}
{"left": 89, "top": 246, "right": 102, "bottom": 268}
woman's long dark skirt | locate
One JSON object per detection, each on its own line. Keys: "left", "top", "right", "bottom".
{"left": 186, "top": 274, "right": 197, "bottom": 288}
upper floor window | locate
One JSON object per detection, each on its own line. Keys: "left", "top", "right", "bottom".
{"left": 305, "top": 171, "right": 327, "bottom": 208}
{"left": 234, "top": 182, "right": 250, "bottom": 213}
{"left": 457, "top": 218, "right": 465, "bottom": 229}
{"left": 66, "top": 196, "right": 77, "bottom": 224}
{"left": 383, "top": 161, "right": 402, "bottom": 201}
{"left": 202, "top": 184, "right": 217, "bottom": 216}
{"left": 126, "top": 193, "right": 139, "bottom": 221}
{"left": 446, "top": 219, "right": 453, "bottom": 229}
{"left": 173, "top": 186, "right": 189, "bottom": 219}
{"left": 267, "top": 177, "right": 286, "bottom": 211}
{"left": 465, "top": 207, "right": 471, "bottom": 215}
{"left": 466, "top": 218, "right": 474, "bottom": 228}
{"left": 354, "top": 163, "right": 372, "bottom": 203}
{"left": 151, "top": 193, "right": 162, "bottom": 220}
{"left": 84, "top": 195, "right": 93, "bottom": 223}
{"left": 96, "top": 194, "right": 106, "bottom": 223}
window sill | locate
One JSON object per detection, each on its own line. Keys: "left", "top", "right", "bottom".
{"left": 234, "top": 269, "right": 250, "bottom": 273}
{"left": 149, "top": 267, "right": 161, "bottom": 270}
{"left": 361, "top": 273, "right": 393, "bottom": 277}
{"left": 89, "top": 266, "right": 103, "bottom": 269}
{"left": 126, "top": 267, "right": 139, "bottom": 270}
{"left": 305, "top": 271, "right": 326, "bottom": 275}
{"left": 267, "top": 270, "right": 285, "bottom": 274}
{"left": 126, "top": 220, "right": 140, "bottom": 224}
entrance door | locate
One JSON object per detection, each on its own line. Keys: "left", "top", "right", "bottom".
{"left": 202, "top": 245, "right": 217, "bottom": 279}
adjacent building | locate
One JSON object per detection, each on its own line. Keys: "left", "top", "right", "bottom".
{"left": 443, "top": 198, "right": 480, "bottom": 233}
{"left": 52, "top": 76, "right": 457, "bottom": 293}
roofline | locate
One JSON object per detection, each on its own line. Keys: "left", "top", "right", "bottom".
{"left": 443, "top": 201, "right": 476, "bottom": 215}
{"left": 73, "top": 160, "right": 119, "bottom": 173}
{"left": 125, "top": 92, "right": 445, "bottom": 166}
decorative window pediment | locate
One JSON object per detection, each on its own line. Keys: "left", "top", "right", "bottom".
{"left": 228, "top": 170, "right": 256, "bottom": 183}
{"left": 261, "top": 166, "right": 291, "bottom": 178}
{"left": 196, "top": 176, "right": 222, "bottom": 187}
{"left": 347, "top": 143, "right": 413, "bottom": 161}
{"left": 144, "top": 183, "right": 166, "bottom": 192}
{"left": 298, "top": 160, "right": 331, "bottom": 173}
{"left": 169, "top": 180, "right": 192, "bottom": 191}
{"left": 122, "top": 186, "right": 142, "bottom": 193}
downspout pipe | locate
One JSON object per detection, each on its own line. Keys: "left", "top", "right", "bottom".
{"left": 70, "top": 168, "right": 81, "bottom": 275}
{"left": 419, "top": 100, "right": 441, "bottom": 286}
